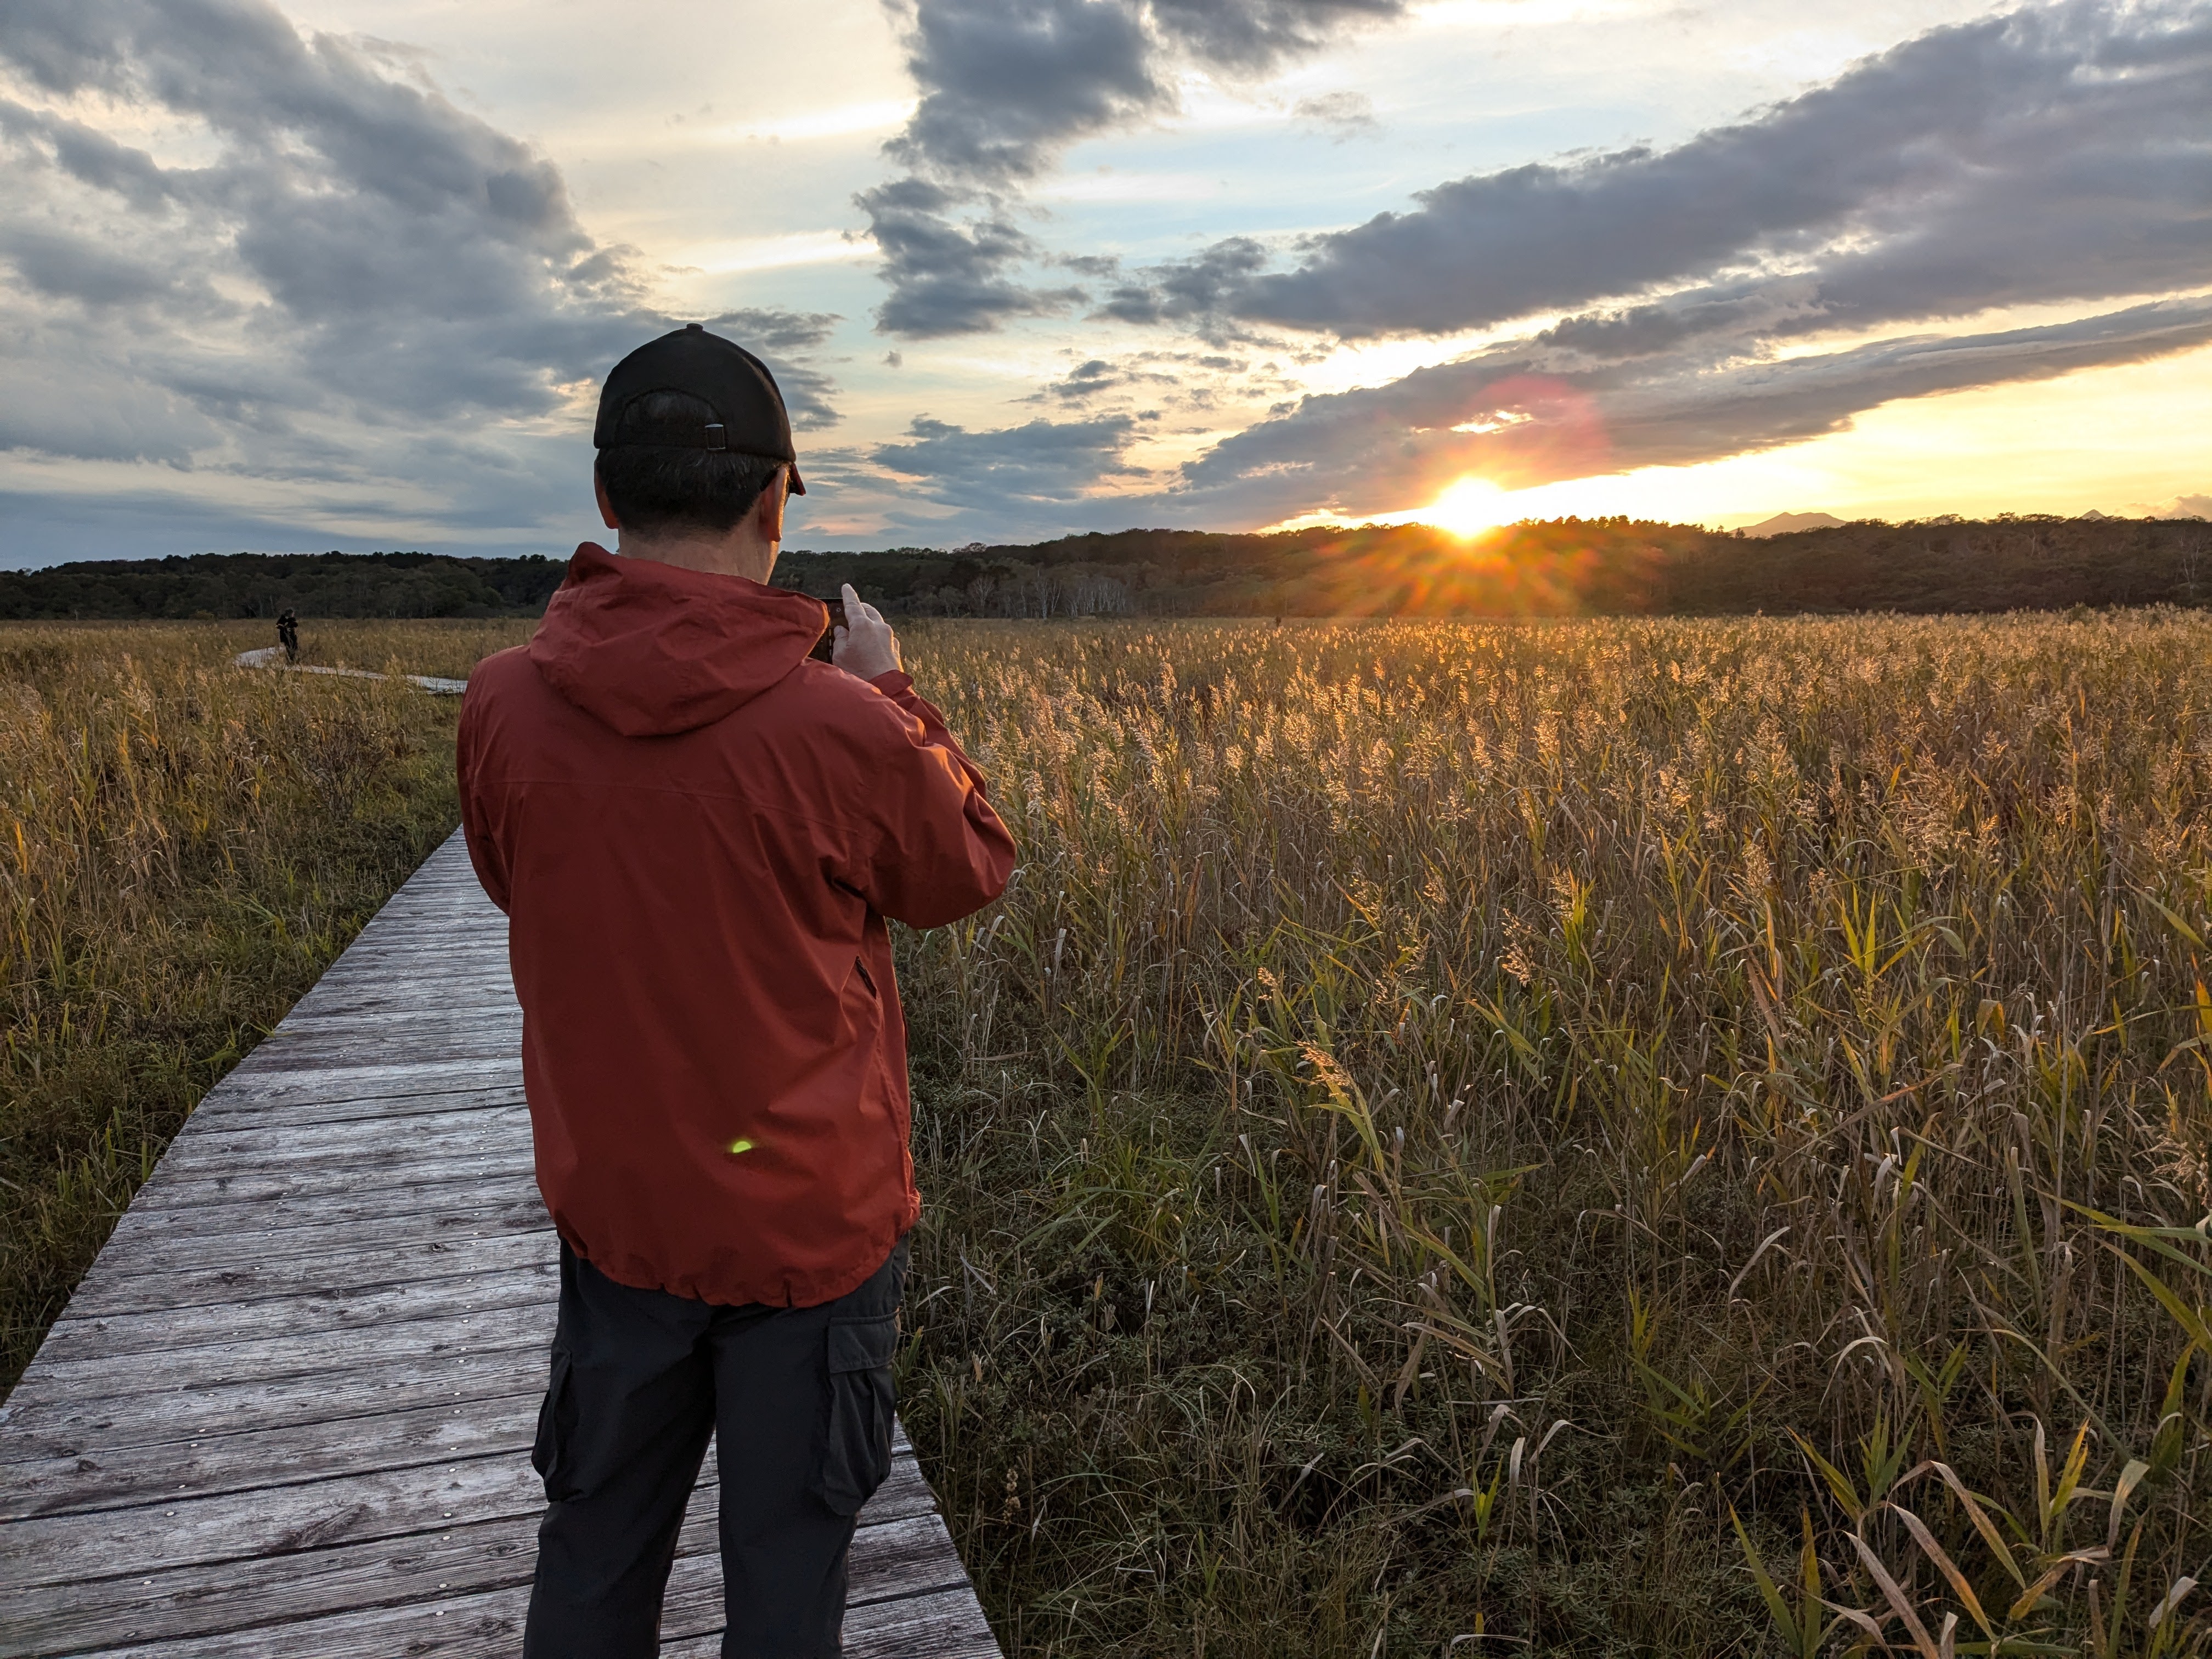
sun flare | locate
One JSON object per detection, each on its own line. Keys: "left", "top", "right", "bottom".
{"left": 1421, "top": 475, "right": 1514, "bottom": 538}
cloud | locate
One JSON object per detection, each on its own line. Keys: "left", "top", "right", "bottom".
{"left": 871, "top": 0, "right": 2204, "bottom": 534}
{"left": 859, "top": 0, "right": 1412, "bottom": 336}
{"left": 1153, "top": 296, "right": 2212, "bottom": 524}
{"left": 0, "top": 0, "right": 842, "bottom": 558}
{"left": 0, "top": 1, "right": 636, "bottom": 424}
{"left": 854, "top": 174, "right": 1081, "bottom": 337}
{"left": 1025, "top": 354, "right": 1192, "bottom": 403}
{"left": 2137, "top": 493, "right": 2212, "bottom": 518}
{"left": 706, "top": 307, "right": 845, "bottom": 430}
{"left": 1124, "top": 0, "right": 2212, "bottom": 341}
{"left": 1291, "top": 90, "right": 1376, "bottom": 140}
{"left": 872, "top": 413, "right": 1143, "bottom": 506}
{"left": 1150, "top": 0, "right": 1407, "bottom": 71}
{"left": 838, "top": 290, "right": 2212, "bottom": 543}
{"left": 887, "top": 0, "right": 1163, "bottom": 187}
{"left": 1098, "top": 236, "right": 1270, "bottom": 327}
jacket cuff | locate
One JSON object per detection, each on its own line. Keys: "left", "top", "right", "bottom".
{"left": 868, "top": 670, "right": 917, "bottom": 698}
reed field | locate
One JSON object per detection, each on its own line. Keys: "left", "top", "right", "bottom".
{"left": 889, "top": 612, "right": 2212, "bottom": 1658}
{"left": 0, "top": 619, "right": 519, "bottom": 1387}
{"left": 8, "top": 610, "right": 2212, "bottom": 1656}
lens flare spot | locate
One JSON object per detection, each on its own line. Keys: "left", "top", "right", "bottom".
{"left": 727, "top": 1137, "right": 757, "bottom": 1156}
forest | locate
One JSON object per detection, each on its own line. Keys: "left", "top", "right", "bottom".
{"left": 3, "top": 513, "right": 2204, "bottom": 621}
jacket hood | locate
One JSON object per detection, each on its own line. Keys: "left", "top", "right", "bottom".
{"left": 528, "top": 543, "right": 828, "bottom": 737}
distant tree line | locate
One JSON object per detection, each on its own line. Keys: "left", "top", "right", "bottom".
{"left": 772, "top": 513, "right": 2212, "bottom": 618}
{"left": 0, "top": 550, "right": 568, "bottom": 620}
{"left": 5, "top": 515, "right": 2205, "bottom": 622}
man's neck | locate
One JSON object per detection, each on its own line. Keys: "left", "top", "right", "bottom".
{"left": 615, "top": 531, "right": 778, "bottom": 585}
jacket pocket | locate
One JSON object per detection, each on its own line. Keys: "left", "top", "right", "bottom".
{"left": 532, "top": 1347, "right": 578, "bottom": 1502}
{"left": 814, "top": 1313, "right": 898, "bottom": 1517}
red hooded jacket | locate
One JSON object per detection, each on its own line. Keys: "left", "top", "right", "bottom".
{"left": 456, "top": 543, "right": 1015, "bottom": 1307}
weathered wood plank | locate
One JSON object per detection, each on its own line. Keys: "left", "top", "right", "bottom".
{"left": 0, "top": 1339, "right": 911, "bottom": 1473}
{"left": 234, "top": 1023, "right": 518, "bottom": 1059}
{"left": 82, "top": 1176, "right": 544, "bottom": 1247}
{"left": 87, "top": 1194, "right": 550, "bottom": 1280}
{"left": 0, "top": 1448, "right": 931, "bottom": 1593}
{"left": 124, "top": 1149, "right": 531, "bottom": 1210}
{"left": 172, "top": 1057, "right": 524, "bottom": 1105}
{"left": 191, "top": 1082, "right": 527, "bottom": 1126}
{"left": 227, "top": 1040, "right": 524, "bottom": 1077}
{"left": 0, "top": 1339, "right": 547, "bottom": 1464}
{"left": 63, "top": 1246, "right": 549, "bottom": 1327}
{"left": 0, "top": 1390, "right": 929, "bottom": 1534}
{"left": 246, "top": 972, "right": 512, "bottom": 1009}
{"left": 0, "top": 1393, "right": 539, "bottom": 1521}
{"left": 5, "top": 1301, "right": 550, "bottom": 1408}
{"left": 147, "top": 1105, "right": 531, "bottom": 1180}
{"left": 67, "top": 1228, "right": 549, "bottom": 1321}
{"left": 36, "top": 1263, "right": 558, "bottom": 1365}
{"left": 3, "top": 1495, "right": 951, "bottom": 1658}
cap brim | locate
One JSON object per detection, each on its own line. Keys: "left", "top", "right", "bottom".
{"left": 787, "top": 462, "right": 806, "bottom": 496}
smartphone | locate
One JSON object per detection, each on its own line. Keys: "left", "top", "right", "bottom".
{"left": 808, "top": 597, "right": 847, "bottom": 662}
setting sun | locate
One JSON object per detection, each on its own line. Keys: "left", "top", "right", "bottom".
{"left": 1422, "top": 475, "right": 1514, "bottom": 538}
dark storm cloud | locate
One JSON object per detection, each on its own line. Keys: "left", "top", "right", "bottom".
{"left": 859, "top": 0, "right": 1411, "bottom": 336}
{"left": 1126, "top": 0, "right": 2212, "bottom": 340}
{"left": 0, "top": 0, "right": 843, "bottom": 557}
{"left": 872, "top": 413, "right": 1143, "bottom": 505}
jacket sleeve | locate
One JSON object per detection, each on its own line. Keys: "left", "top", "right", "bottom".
{"left": 843, "top": 670, "right": 1017, "bottom": 928}
{"left": 455, "top": 685, "right": 512, "bottom": 915}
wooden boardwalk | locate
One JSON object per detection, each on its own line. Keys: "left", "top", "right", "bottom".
{"left": 0, "top": 831, "right": 1000, "bottom": 1658}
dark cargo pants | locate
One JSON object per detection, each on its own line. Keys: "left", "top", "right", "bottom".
{"left": 522, "top": 1237, "right": 909, "bottom": 1658}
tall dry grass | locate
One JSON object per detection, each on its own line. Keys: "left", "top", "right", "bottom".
{"left": 888, "top": 612, "right": 2212, "bottom": 1656}
{"left": 0, "top": 619, "right": 525, "bottom": 1389}
{"left": 9, "top": 609, "right": 2211, "bottom": 1654}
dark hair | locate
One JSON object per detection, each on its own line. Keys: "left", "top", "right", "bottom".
{"left": 595, "top": 390, "right": 784, "bottom": 535}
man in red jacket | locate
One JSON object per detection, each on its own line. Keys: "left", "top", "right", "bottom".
{"left": 457, "top": 324, "right": 1016, "bottom": 1658}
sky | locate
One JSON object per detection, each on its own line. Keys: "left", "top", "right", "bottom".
{"left": 0, "top": 0, "right": 2207, "bottom": 567}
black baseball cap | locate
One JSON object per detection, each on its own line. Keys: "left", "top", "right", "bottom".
{"left": 593, "top": 323, "right": 806, "bottom": 494}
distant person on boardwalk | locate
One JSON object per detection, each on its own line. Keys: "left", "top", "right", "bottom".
{"left": 456, "top": 324, "right": 1016, "bottom": 1658}
{"left": 276, "top": 608, "right": 298, "bottom": 664}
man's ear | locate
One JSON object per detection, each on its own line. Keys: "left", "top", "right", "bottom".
{"left": 594, "top": 467, "right": 620, "bottom": 531}
{"left": 755, "top": 467, "right": 788, "bottom": 545}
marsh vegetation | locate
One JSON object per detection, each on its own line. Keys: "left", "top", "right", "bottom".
{"left": 891, "top": 613, "right": 2212, "bottom": 1656}
{"left": 0, "top": 620, "right": 512, "bottom": 1386}
{"left": 7, "top": 611, "right": 2212, "bottom": 1655}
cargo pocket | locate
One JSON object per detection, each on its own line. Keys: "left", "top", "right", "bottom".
{"left": 814, "top": 1314, "right": 898, "bottom": 1517}
{"left": 532, "top": 1347, "right": 578, "bottom": 1502}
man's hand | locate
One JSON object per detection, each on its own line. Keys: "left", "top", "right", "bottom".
{"left": 831, "top": 583, "right": 902, "bottom": 681}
